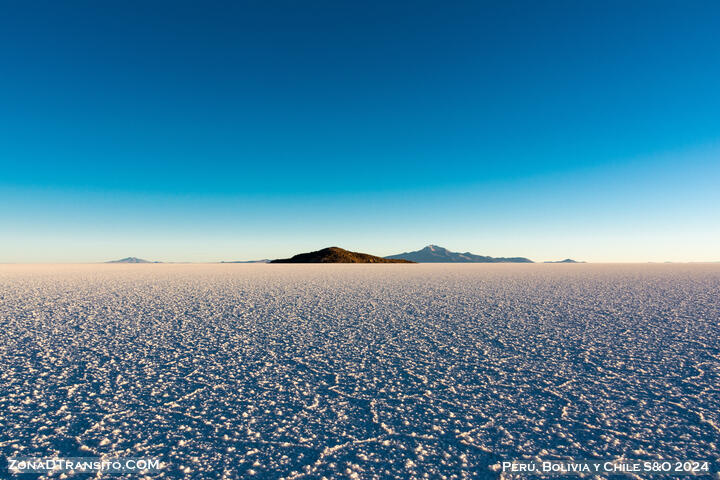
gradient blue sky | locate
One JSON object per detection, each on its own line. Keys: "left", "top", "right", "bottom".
{"left": 1, "top": 0, "right": 719, "bottom": 262}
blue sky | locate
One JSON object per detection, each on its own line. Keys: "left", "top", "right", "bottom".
{"left": 1, "top": 0, "right": 719, "bottom": 262}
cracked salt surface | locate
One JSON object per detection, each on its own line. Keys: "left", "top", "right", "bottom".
{"left": 0, "top": 264, "right": 718, "bottom": 479}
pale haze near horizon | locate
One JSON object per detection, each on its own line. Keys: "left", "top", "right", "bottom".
{"left": 3, "top": 145, "right": 718, "bottom": 264}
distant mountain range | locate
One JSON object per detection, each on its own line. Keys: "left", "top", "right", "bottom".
{"left": 106, "top": 249, "right": 583, "bottom": 264}
{"left": 385, "top": 245, "right": 533, "bottom": 263}
{"left": 221, "top": 259, "right": 271, "bottom": 263}
{"left": 272, "top": 247, "right": 414, "bottom": 264}
{"left": 106, "top": 257, "right": 160, "bottom": 263}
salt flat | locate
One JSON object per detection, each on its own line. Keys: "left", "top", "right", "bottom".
{"left": 0, "top": 264, "right": 718, "bottom": 479}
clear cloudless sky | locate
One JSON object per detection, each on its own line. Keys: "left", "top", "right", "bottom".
{"left": 1, "top": 0, "right": 719, "bottom": 262}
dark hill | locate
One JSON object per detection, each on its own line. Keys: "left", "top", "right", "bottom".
{"left": 272, "top": 247, "right": 414, "bottom": 264}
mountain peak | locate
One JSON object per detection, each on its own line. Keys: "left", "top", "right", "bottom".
{"left": 106, "top": 257, "right": 154, "bottom": 263}
{"left": 386, "top": 246, "right": 533, "bottom": 263}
